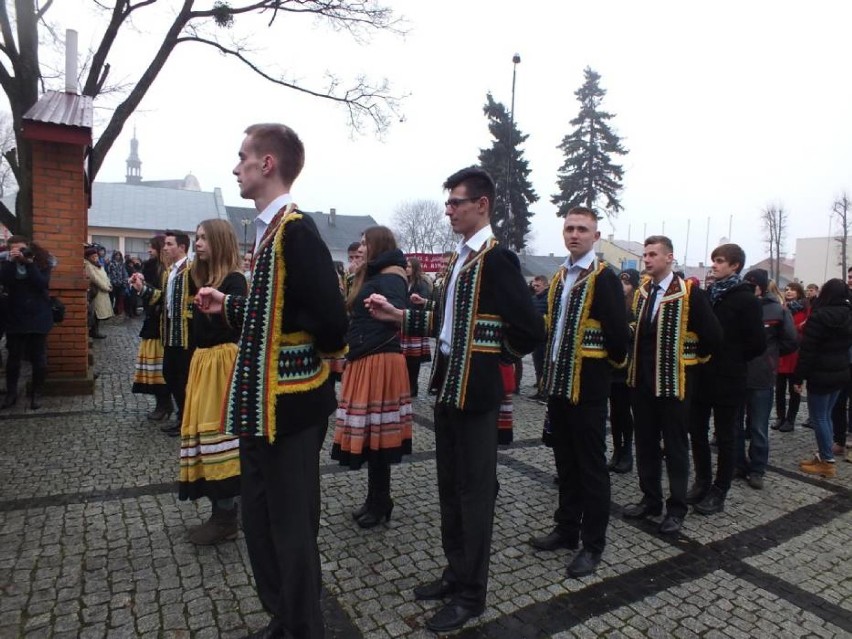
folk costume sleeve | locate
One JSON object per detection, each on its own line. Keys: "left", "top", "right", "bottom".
{"left": 492, "top": 248, "right": 545, "bottom": 359}
{"left": 596, "top": 267, "right": 630, "bottom": 368}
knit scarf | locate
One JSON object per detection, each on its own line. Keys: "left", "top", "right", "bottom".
{"left": 787, "top": 299, "right": 805, "bottom": 314}
{"left": 709, "top": 273, "right": 742, "bottom": 305}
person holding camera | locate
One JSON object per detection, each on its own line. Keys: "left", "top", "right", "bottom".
{"left": 0, "top": 235, "right": 54, "bottom": 409}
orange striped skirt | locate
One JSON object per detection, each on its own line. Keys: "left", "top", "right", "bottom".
{"left": 132, "top": 338, "right": 166, "bottom": 395}
{"left": 331, "top": 352, "right": 413, "bottom": 469}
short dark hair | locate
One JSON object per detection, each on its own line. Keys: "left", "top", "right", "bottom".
{"left": 443, "top": 166, "right": 496, "bottom": 215}
{"left": 164, "top": 230, "right": 190, "bottom": 252}
{"left": 533, "top": 275, "right": 548, "bottom": 284}
{"left": 710, "top": 243, "right": 746, "bottom": 273}
{"left": 244, "top": 123, "right": 305, "bottom": 187}
{"left": 565, "top": 206, "right": 600, "bottom": 223}
{"left": 644, "top": 235, "right": 674, "bottom": 253}
{"left": 347, "top": 241, "right": 361, "bottom": 253}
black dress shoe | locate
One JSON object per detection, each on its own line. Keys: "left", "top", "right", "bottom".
{"left": 413, "top": 578, "right": 455, "bottom": 601}
{"left": 567, "top": 549, "right": 602, "bottom": 577}
{"left": 685, "top": 482, "right": 709, "bottom": 505}
{"left": 693, "top": 486, "right": 725, "bottom": 515}
{"left": 161, "top": 423, "right": 181, "bottom": 437}
{"left": 658, "top": 514, "right": 683, "bottom": 534}
{"left": 613, "top": 450, "right": 633, "bottom": 474}
{"left": 622, "top": 500, "right": 662, "bottom": 519}
{"left": 243, "top": 620, "right": 284, "bottom": 638}
{"left": 529, "top": 529, "right": 579, "bottom": 551}
{"left": 425, "top": 602, "right": 484, "bottom": 633}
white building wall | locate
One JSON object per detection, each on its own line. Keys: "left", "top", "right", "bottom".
{"left": 794, "top": 236, "right": 852, "bottom": 285}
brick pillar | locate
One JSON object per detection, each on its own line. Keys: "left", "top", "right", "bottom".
{"left": 22, "top": 91, "right": 95, "bottom": 394}
{"left": 30, "top": 141, "right": 92, "bottom": 393}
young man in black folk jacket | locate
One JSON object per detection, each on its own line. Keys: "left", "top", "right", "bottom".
{"left": 688, "top": 244, "right": 767, "bottom": 515}
{"left": 528, "top": 207, "right": 629, "bottom": 578}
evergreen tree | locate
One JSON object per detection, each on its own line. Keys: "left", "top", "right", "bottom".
{"left": 478, "top": 93, "right": 539, "bottom": 251}
{"left": 552, "top": 67, "right": 628, "bottom": 221}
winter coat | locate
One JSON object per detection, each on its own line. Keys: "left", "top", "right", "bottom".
{"left": 346, "top": 249, "right": 408, "bottom": 361}
{"left": 794, "top": 301, "right": 852, "bottom": 394}
{"left": 746, "top": 295, "right": 797, "bottom": 389}
{"left": 85, "top": 260, "right": 114, "bottom": 320}
{"left": 0, "top": 260, "right": 53, "bottom": 334}
{"left": 694, "top": 281, "right": 767, "bottom": 405}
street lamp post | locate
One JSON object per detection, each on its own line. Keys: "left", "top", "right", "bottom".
{"left": 505, "top": 53, "right": 520, "bottom": 250}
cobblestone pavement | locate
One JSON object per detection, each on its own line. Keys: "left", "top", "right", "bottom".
{"left": 1, "top": 316, "right": 850, "bottom": 638}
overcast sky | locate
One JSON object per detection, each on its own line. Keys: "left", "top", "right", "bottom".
{"left": 42, "top": 1, "right": 852, "bottom": 268}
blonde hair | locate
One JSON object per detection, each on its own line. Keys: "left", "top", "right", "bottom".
{"left": 191, "top": 219, "right": 241, "bottom": 289}
{"left": 767, "top": 280, "right": 784, "bottom": 304}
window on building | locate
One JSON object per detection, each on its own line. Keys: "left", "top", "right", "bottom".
{"left": 91, "top": 235, "right": 118, "bottom": 251}
{"left": 125, "top": 237, "right": 150, "bottom": 260}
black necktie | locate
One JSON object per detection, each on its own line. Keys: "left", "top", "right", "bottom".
{"left": 645, "top": 285, "right": 660, "bottom": 329}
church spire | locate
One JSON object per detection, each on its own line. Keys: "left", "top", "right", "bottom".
{"left": 126, "top": 126, "right": 142, "bottom": 184}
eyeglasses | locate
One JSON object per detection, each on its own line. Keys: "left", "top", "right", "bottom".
{"left": 445, "top": 197, "right": 480, "bottom": 209}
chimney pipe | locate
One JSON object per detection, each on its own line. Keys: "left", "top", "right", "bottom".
{"left": 329, "top": 207, "right": 336, "bottom": 226}
{"left": 65, "top": 29, "right": 78, "bottom": 94}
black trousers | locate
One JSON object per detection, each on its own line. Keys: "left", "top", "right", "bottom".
{"left": 531, "top": 345, "right": 545, "bottom": 390}
{"left": 775, "top": 372, "right": 801, "bottom": 421}
{"left": 689, "top": 401, "right": 738, "bottom": 493}
{"left": 609, "top": 381, "right": 634, "bottom": 450}
{"left": 162, "top": 345, "right": 192, "bottom": 421}
{"left": 241, "top": 423, "right": 328, "bottom": 639}
{"left": 631, "top": 387, "right": 691, "bottom": 518}
{"left": 434, "top": 403, "right": 498, "bottom": 609}
{"left": 549, "top": 397, "right": 610, "bottom": 554}
{"left": 6, "top": 333, "right": 47, "bottom": 393}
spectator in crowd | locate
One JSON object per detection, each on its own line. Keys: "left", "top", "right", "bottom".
{"left": 688, "top": 244, "right": 765, "bottom": 516}
{"left": 106, "top": 250, "right": 129, "bottom": 317}
{"left": 131, "top": 236, "right": 173, "bottom": 421}
{"left": 242, "top": 248, "right": 253, "bottom": 283}
{"left": 178, "top": 219, "right": 246, "bottom": 545}
{"left": 805, "top": 283, "right": 819, "bottom": 301}
{"left": 775, "top": 282, "right": 807, "bottom": 432}
{"left": 738, "top": 269, "right": 797, "bottom": 489}
{"left": 96, "top": 245, "right": 107, "bottom": 267}
{"left": 609, "top": 268, "right": 640, "bottom": 473}
{"left": 85, "top": 245, "right": 113, "bottom": 339}
{"left": 529, "top": 274, "right": 549, "bottom": 401}
{"left": 401, "top": 256, "right": 432, "bottom": 397}
{"left": 829, "top": 268, "right": 852, "bottom": 456}
{"left": 331, "top": 226, "right": 412, "bottom": 528}
{"left": 0, "top": 235, "right": 54, "bottom": 409}
{"left": 793, "top": 278, "right": 852, "bottom": 478}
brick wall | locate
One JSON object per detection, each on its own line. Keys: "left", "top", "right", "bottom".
{"left": 30, "top": 140, "right": 92, "bottom": 390}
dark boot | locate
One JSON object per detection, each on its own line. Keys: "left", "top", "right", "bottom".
{"left": 29, "top": 369, "right": 44, "bottom": 410}
{"left": 147, "top": 393, "right": 174, "bottom": 421}
{"left": 352, "top": 483, "right": 373, "bottom": 520}
{"left": 357, "top": 459, "right": 393, "bottom": 528}
{"left": 614, "top": 439, "right": 633, "bottom": 474}
{"left": 3, "top": 365, "right": 18, "bottom": 409}
{"left": 188, "top": 503, "right": 239, "bottom": 545}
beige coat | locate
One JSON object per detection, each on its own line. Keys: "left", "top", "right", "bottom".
{"left": 85, "top": 260, "right": 114, "bottom": 320}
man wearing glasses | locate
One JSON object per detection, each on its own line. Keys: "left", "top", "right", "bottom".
{"left": 367, "top": 166, "right": 544, "bottom": 633}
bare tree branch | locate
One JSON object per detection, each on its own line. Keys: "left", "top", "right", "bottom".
{"left": 392, "top": 200, "right": 456, "bottom": 254}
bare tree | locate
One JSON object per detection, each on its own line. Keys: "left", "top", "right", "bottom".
{"left": 0, "top": 0, "right": 405, "bottom": 235}
{"left": 761, "top": 204, "right": 787, "bottom": 282}
{"left": 833, "top": 192, "right": 852, "bottom": 276}
{"left": 392, "top": 199, "right": 456, "bottom": 253}
{"left": 0, "top": 112, "right": 17, "bottom": 197}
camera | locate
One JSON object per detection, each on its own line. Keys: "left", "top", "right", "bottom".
{"left": 20, "top": 246, "right": 33, "bottom": 260}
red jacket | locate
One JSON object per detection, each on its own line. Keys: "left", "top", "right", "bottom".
{"left": 777, "top": 307, "right": 808, "bottom": 374}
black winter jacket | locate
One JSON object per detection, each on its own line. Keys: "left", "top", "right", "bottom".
{"left": 694, "top": 282, "right": 766, "bottom": 405}
{"left": 346, "top": 249, "right": 408, "bottom": 361}
{"left": 746, "top": 296, "right": 797, "bottom": 389}
{"left": 0, "top": 261, "right": 53, "bottom": 335}
{"left": 794, "top": 301, "right": 852, "bottom": 393}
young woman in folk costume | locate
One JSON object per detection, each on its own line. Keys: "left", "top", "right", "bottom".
{"left": 179, "top": 219, "right": 247, "bottom": 545}
{"left": 401, "top": 256, "right": 432, "bottom": 397}
{"left": 131, "top": 236, "right": 174, "bottom": 420}
{"left": 331, "top": 226, "right": 413, "bottom": 528}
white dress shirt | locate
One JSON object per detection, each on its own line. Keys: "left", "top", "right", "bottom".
{"left": 551, "top": 249, "right": 597, "bottom": 362}
{"left": 648, "top": 271, "right": 674, "bottom": 322}
{"left": 438, "top": 225, "right": 494, "bottom": 356}
{"left": 254, "top": 193, "right": 293, "bottom": 253}
{"left": 166, "top": 256, "right": 187, "bottom": 320}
